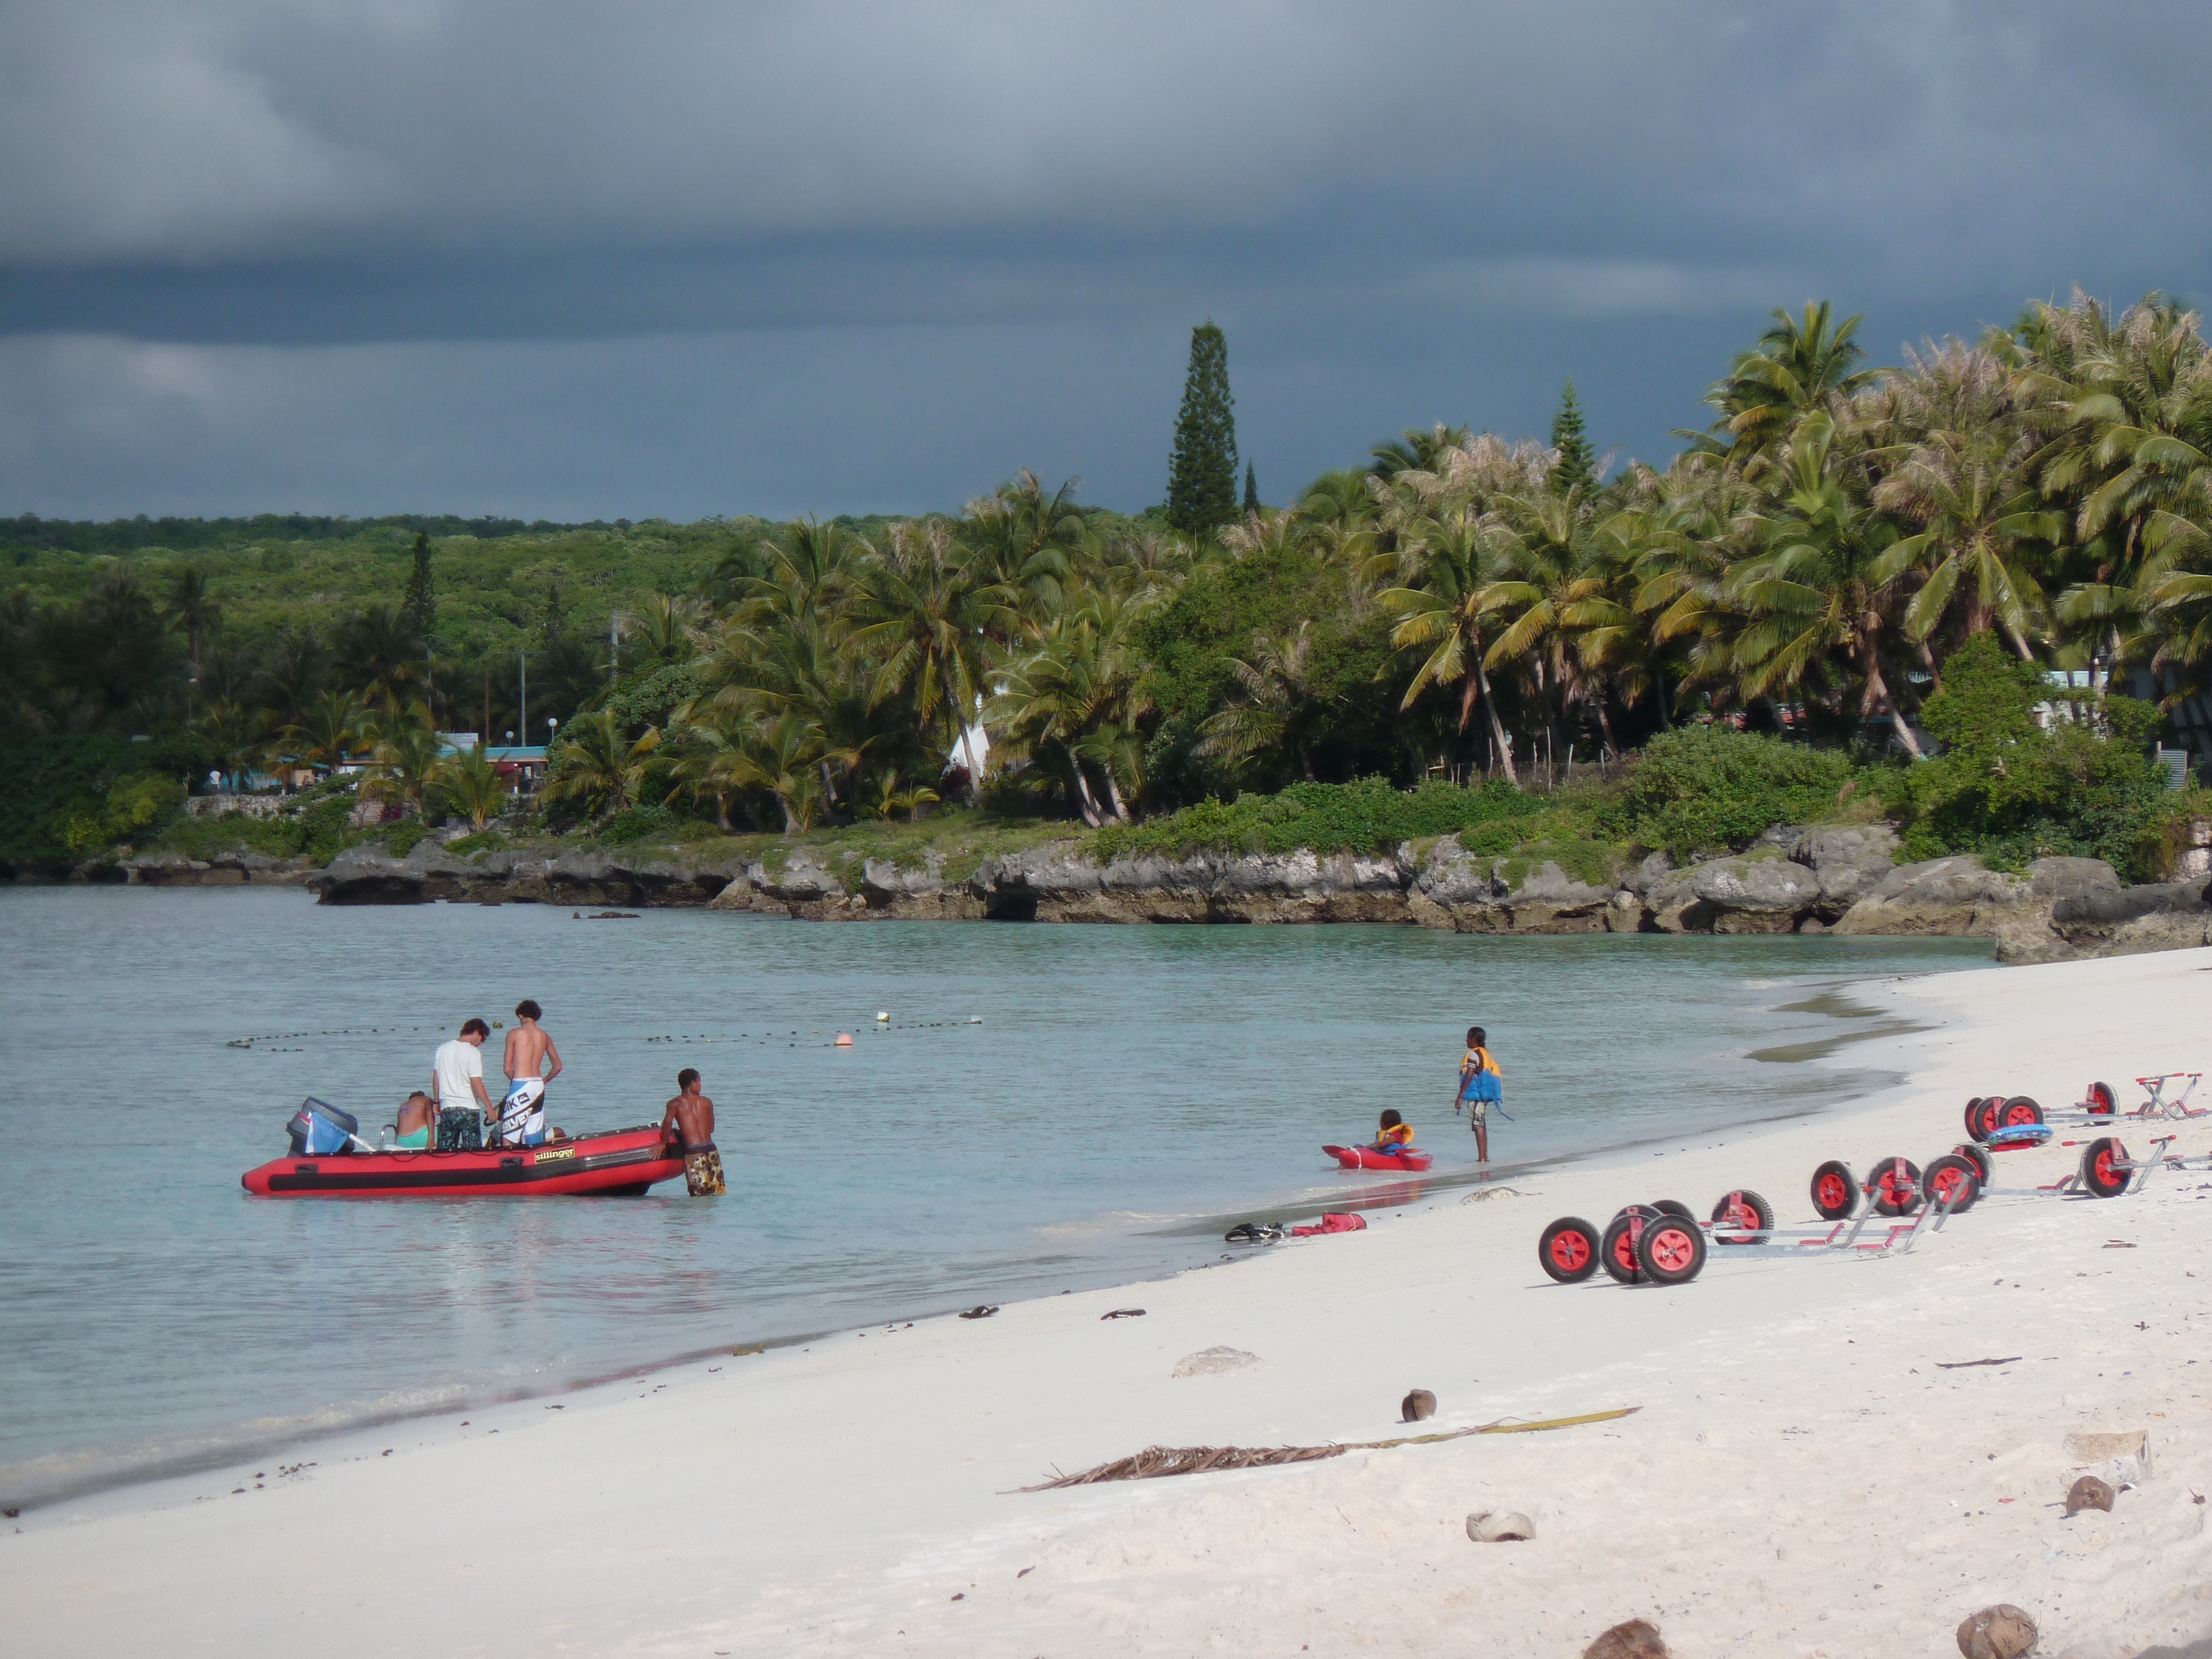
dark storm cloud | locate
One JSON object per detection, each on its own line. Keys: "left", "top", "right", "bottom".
{"left": 6, "top": 2, "right": 2212, "bottom": 517}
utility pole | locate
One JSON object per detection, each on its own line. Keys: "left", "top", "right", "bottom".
{"left": 519, "top": 649, "right": 528, "bottom": 750}
{"left": 609, "top": 611, "right": 619, "bottom": 693}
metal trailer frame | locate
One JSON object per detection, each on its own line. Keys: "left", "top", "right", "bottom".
{"left": 2058, "top": 1072, "right": 2204, "bottom": 1128}
{"left": 1699, "top": 1172, "right": 1973, "bottom": 1259}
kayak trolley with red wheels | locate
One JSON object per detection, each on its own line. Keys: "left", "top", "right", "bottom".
{"left": 1537, "top": 1172, "right": 1969, "bottom": 1285}
{"left": 1538, "top": 1201, "right": 1709, "bottom": 1286}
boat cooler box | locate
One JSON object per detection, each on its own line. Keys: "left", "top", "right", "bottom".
{"left": 287, "top": 1098, "right": 358, "bottom": 1156}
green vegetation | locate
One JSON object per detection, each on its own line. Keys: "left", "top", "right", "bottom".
{"left": 7, "top": 292, "right": 2211, "bottom": 892}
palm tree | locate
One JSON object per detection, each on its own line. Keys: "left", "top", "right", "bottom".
{"left": 990, "top": 586, "right": 1153, "bottom": 824}
{"left": 1726, "top": 413, "right": 1924, "bottom": 754}
{"left": 1197, "top": 621, "right": 1330, "bottom": 782}
{"left": 620, "top": 594, "right": 706, "bottom": 669}
{"left": 436, "top": 744, "right": 509, "bottom": 832}
{"left": 166, "top": 566, "right": 220, "bottom": 679}
{"left": 1694, "top": 301, "right": 1878, "bottom": 463}
{"left": 846, "top": 518, "right": 1013, "bottom": 804}
{"left": 1866, "top": 342, "right": 2059, "bottom": 662}
{"left": 1368, "top": 424, "right": 1472, "bottom": 479}
{"left": 543, "top": 710, "right": 661, "bottom": 819}
{"left": 335, "top": 603, "right": 427, "bottom": 711}
{"left": 255, "top": 629, "right": 328, "bottom": 728}
{"left": 1477, "top": 485, "right": 1631, "bottom": 774}
{"left": 289, "top": 691, "right": 367, "bottom": 776}
{"left": 365, "top": 704, "right": 447, "bottom": 818}
{"left": 723, "top": 712, "right": 828, "bottom": 833}
{"left": 962, "top": 470, "right": 1089, "bottom": 619}
{"left": 1370, "top": 505, "right": 1518, "bottom": 782}
{"left": 2018, "top": 290, "right": 2212, "bottom": 685}
{"left": 857, "top": 766, "right": 941, "bottom": 821}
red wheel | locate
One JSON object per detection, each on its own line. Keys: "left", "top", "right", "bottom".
{"left": 1636, "top": 1215, "right": 1707, "bottom": 1285}
{"left": 1869, "top": 1156, "right": 1921, "bottom": 1217}
{"left": 1600, "top": 1208, "right": 1651, "bottom": 1284}
{"left": 1963, "top": 1097, "right": 1987, "bottom": 1140}
{"left": 1922, "top": 1154, "right": 1980, "bottom": 1214}
{"left": 1998, "top": 1097, "right": 2043, "bottom": 1129}
{"left": 1708, "top": 1188, "right": 1773, "bottom": 1244}
{"left": 1538, "top": 1217, "right": 1601, "bottom": 1283}
{"left": 1810, "top": 1160, "right": 1858, "bottom": 1222}
{"left": 1969, "top": 1098, "right": 2002, "bottom": 1141}
{"left": 2086, "top": 1082, "right": 2116, "bottom": 1117}
{"left": 2080, "top": 1137, "right": 2131, "bottom": 1199}
{"left": 1953, "top": 1142, "right": 1992, "bottom": 1187}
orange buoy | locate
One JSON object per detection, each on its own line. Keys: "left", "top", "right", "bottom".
{"left": 834, "top": 1032, "right": 853, "bottom": 1047}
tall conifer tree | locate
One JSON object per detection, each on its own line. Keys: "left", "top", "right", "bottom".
{"left": 1550, "top": 378, "right": 1594, "bottom": 494}
{"left": 1166, "top": 321, "right": 1239, "bottom": 534}
{"left": 1243, "top": 461, "right": 1260, "bottom": 513}
{"left": 400, "top": 532, "right": 437, "bottom": 635}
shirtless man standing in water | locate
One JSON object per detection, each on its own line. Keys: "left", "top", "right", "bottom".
{"left": 661, "top": 1068, "right": 724, "bottom": 1196}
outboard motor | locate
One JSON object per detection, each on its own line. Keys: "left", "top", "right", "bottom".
{"left": 491, "top": 1079, "right": 546, "bottom": 1147}
{"left": 286, "top": 1098, "right": 359, "bottom": 1157}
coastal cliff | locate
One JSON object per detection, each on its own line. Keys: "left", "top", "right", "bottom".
{"left": 280, "top": 822, "right": 2212, "bottom": 962}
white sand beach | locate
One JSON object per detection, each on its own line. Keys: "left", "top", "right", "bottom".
{"left": 9, "top": 948, "right": 2212, "bottom": 1658}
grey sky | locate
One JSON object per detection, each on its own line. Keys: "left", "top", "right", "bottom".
{"left": 4, "top": 2, "right": 2210, "bottom": 521}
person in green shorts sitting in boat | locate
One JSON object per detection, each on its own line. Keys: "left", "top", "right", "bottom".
{"left": 1455, "top": 1025, "right": 1503, "bottom": 1164}
{"left": 394, "top": 1091, "right": 435, "bottom": 1149}
{"left": 1371, "top": 1108, "right": 1415, "bottom": 1156}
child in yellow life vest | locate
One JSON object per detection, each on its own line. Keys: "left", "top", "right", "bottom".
{"left": 1371, "top": 1108, "right": 1415, "bottom": 1154}
{"left": 1456, "top": 1025, "right": 1503, "bottom": 1164}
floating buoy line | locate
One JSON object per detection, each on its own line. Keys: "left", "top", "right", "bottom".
{"left": 225, "top": 1017, "right": 984, "bottom": 1052}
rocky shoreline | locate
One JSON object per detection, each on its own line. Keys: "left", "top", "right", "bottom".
{"left": 12, "top": 821, "right": 2208, "bottom": 965}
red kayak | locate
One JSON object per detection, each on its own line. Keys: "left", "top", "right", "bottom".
{"left": 241, "top": 1125, "right": 686, "bottom": 1197}
{"left": 1323, "top": 1143, "right": 1434, "bottom": 1173}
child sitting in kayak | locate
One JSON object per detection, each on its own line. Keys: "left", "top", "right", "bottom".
{"left": 1371, "top": 1109, "right": 1415, "bottom": 1155}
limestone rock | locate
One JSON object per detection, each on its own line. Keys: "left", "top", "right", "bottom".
{"left": 1460, "top": 1186, "right": 1524, "bottom": 1203}
{"left": 1583, "top": 1618, "right": 1667, "bottom": 1657}
{"left": 1500, "top": 860, "right": 1618, "bottom": 933}
{"left": 1170, "top": 1346, "right": 1258, "bottom": 1378}
{"left": 1833, "top": 855, "right": 2028, "bottom": 936}
{"left": 307, "top": 845, "right": 425, "bottom": 904}
{"left": 1640, "top": 863, "right": 1713, "bottom": 933}
{"left": 1465, "top": 1509, "right": 1533, "bottom": 1542}
{"left": 1691, "top": 852, "right": 1818, "bottom": 932}
{"left": 1955, "top": 1603, "right": 2037, "bottom": 1659}
{"left": 2063, "top": 1474, "right": 2115, "bottom": 1515}
{"left": 1401, "top": 1389, "right": 1436, "bottom": 1422}
{"left": 1788, "top": 822, "right": 1901, "bottom": 915}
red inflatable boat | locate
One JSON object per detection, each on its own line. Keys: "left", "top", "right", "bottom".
{"left": 1323, "top": 1143, "right": 1434, "bottom": 1173}
{"left": 241, "top": 1125, "right": 686, "bottom": 1197}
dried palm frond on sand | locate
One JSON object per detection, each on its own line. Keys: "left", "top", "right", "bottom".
{"left": 1015, "top": 1405, "right": 1639, "bottom": 1491}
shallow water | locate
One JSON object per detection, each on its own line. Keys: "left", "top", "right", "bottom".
{"left": 0, "top": 885, "right": 1987, "bottom": 1504}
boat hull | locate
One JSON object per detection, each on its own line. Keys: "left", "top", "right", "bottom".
{"left": 241, "top": 1126, "right": 686, "bottom": 1197}
{"left": 1323, "top": 1143, "right": 1434, "bottom": 1173}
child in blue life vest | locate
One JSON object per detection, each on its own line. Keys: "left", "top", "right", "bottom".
{"left": 1371, "top": 1109, "right": 1415, "bottom": 1155}
{"left": 1456, "top": 1025, "right": 1503, "bottom": 1164}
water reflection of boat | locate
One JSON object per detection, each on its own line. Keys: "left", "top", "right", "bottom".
{"left": 241, "top": 1126, "right": 684, "bottom": 1197}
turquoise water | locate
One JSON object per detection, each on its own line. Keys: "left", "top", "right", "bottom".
{"left": 0, "top": 885, "right": 1987, "bottom": 1506}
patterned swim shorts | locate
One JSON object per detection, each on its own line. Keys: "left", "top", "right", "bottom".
{"left": 684, "top": 1146, "right": 726, "bottom": 1197}
{"left": 436, "top": 1108, "right": 483, "bottom": 1151}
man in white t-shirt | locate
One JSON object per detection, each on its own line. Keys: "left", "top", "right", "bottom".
{"left": 430, "top": 1020, "right": 494, "bottom": 1148}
